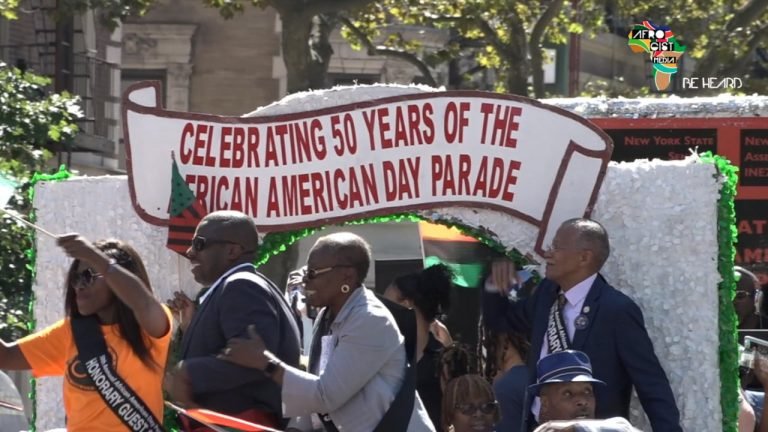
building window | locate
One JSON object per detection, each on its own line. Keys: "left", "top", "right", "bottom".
{"left": 121, "top": 69, "right": 167, "bottom": 106}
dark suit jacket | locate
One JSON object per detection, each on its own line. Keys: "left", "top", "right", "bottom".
{"left": 180, "top": 265, "right": 301, "bottom": 417}
{"left": 483, "top": 275, "right": 682, "bottom": 432}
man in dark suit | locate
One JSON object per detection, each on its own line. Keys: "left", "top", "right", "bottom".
{"left": 483, "top": 218, "right": 681, "bottom": 431}
{"left": 165, "top": 210, "right": 301, "bottom": 431}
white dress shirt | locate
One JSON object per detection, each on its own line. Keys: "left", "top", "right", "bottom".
{"left": 532, "top": 273, "right": 597, "bottom": 419}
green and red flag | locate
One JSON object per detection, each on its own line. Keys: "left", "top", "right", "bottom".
{"left": 167, "top": 154, "right": 207, "bottom": 255}
{"left": 418, "top": 221, "right": 500, "bottom": 288}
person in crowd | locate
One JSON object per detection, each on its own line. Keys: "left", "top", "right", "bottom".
{"left": 735, "top": 266, "right": 765, "bottom": 330}
{"left": 220, "top": 232, "right": 435, "bottom": 431}
{"left": 750, "top": 353, "right": 768, "bottom": 432}
{"left": 531, "top": 350, "right": 638, "bottom": 432}
{"left": 164, "top": 210, "right": 301, "bottom": 431}
{"left": 483, "top": 218, "right": 681, "bottom": 431}
{"left": 0, "top": 235, "right": 171, "bottom": 431}
{"left": 739, "top": 389, "right": 757, "bottom": 432}
{"left": 483, "top": 326, "right": 529, "bottom": 432}
{"left": 441, "top": 374, "right": 499, "bottom": 432}
{"left": 383, "top": 263, "right": 454, "bottom": 428}
{"left": 740, "top": 348, "right": 768, "bottom": 432}
{"left": 439, "top": 343, "right": 473, "bottom": 392}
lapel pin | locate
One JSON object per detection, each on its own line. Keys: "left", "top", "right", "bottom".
{"left": 583, "top": 306, "right": 590, "bottom": 314}
{"left": 575, "top": 314, "right": 589, "bottom": 330}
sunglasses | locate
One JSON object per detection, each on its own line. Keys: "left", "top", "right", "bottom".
{"left": 191, "top": 236, "right": 238, "bottom": 252}
{"left": 303, "top": 265, "right": 356, "bottom": 281}
{"left": 455, "top": 401, "right": 498, "bottom": 416}
{"left": 72, "top": 268, "right": 102, "bottom": 287}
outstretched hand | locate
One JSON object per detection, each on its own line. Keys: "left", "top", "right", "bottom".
{"left": 167, "top": 291, "right": 196, "bottom": 332}
{"left": 164, "top": 362, "right": 197, "bottom": 408}
{"left": 286, "top": 267, "right": 306, "bottom": 292}
{"left": 57, "top": 234, "right": 106, "bottom": 270}
{"left": 219, "top": 325, "right": 269, "bottom": 370}
{"left": 490, "top": 259, "right": 519, "bottom": 296}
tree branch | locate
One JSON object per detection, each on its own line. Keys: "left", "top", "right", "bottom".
{"left": 726, "top": 0, "right": 768, "bottom": 32}
{"left": 339, "top": 16, "right": 438, "bottom": 87}
{"left": 697, "top": 0, "right": 768, "bottom": 76}
{"left": 721, "top": 22, "right": 768, "bottom": 77}
{"left": 529, "top": 0, "right": 565, "bottom": 97}
{"left": 476, "top": 18, "right": 510, "bottom": 56}
{"left": 303, "top": 0, "right": 377, "bottom": 18}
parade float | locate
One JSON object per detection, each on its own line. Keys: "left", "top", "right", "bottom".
{"left": 27, "top": 83, "right": 762, "bottom": 431}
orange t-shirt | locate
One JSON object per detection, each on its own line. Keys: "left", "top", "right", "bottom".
{"left": 18, "top": 306, "right": 172, "bottom": 431}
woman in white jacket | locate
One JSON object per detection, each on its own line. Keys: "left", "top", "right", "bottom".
{"left": 221, "top": 232, "right": 435, "bottom": 432}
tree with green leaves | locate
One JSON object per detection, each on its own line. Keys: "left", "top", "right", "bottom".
{"left": 342, "top": 0, "right": 605, "bottom": 97}
{"left": 0, "top": 63, "right": 81, "bottom": 339}
{"left": 342, "top": 0, "right": 768, "bottom": 97}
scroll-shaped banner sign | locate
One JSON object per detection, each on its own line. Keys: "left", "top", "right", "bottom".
{"left": 123, "top": 82, "right": 613, "bottom": 254}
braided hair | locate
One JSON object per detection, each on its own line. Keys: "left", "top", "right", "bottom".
{"left": 478, "top": 319, "right": 529, "bottom": 380}
{"left": 438, "top": 343, "right": 473, "bottom": 390}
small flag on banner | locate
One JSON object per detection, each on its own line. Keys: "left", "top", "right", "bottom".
{"left": 418, "top": 221, "right": 502, "bottom": 288}
{"left": 0, "top": 173, "right": 17, "bottom": 208}
{"left": 167, "top": 154, "right": 208, "bottom": 255}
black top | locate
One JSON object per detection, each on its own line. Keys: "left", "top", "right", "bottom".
{"left": 417, "top": 333, "right": 444, "bottom": 430}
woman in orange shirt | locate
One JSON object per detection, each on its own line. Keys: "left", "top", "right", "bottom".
{"left": 0, "top": 234, "right": 172, "bottom": 432}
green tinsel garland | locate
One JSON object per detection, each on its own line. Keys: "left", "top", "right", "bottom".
{"left": 701, "top": 152, "right": 738, "bottom": 432}
{"left": 25, "top": 166, "right": 72, "bottom": 432}
{"left": 256, "top": 211, "right": 524, "bottom": 267}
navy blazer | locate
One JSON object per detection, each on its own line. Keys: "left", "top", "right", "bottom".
{"left": 483, "top": 275, "right": 682, "bottom": 432}
{"left": 180, "top": 266, "right": 301, "bottom": 417}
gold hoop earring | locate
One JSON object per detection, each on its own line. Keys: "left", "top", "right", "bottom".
{"left": 340, "top": 284, "right": 351, "bottom": 293}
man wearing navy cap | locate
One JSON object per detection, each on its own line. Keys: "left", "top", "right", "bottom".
{"left": 531, "top": 350, "right": 639, "bottom": 432}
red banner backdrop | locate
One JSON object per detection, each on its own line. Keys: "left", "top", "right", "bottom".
{"left": 592, "top": 117, "right": 768, "bottom": 285}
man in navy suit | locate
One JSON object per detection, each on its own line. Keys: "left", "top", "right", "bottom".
{"left": 483, "top": 218, "right": 681, "bottom": 431}
{"left": 165, "top": 211, "right": 301, "bottom": 431}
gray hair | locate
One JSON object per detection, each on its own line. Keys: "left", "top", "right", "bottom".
{"left": 313, "top": 232, "right": 372, "bottom": 285}
{"left": 562, "top": 218, "right": 610, "bottom": 268}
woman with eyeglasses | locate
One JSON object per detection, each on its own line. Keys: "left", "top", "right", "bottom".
{"left": 441, "top": 374, "right": 499, "bottom": 432}
{"left": 0, "top": 234, "right": 172, "bottom": 431}
{"left": 221, "top": 231, "right": 435, "bottom": 431}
